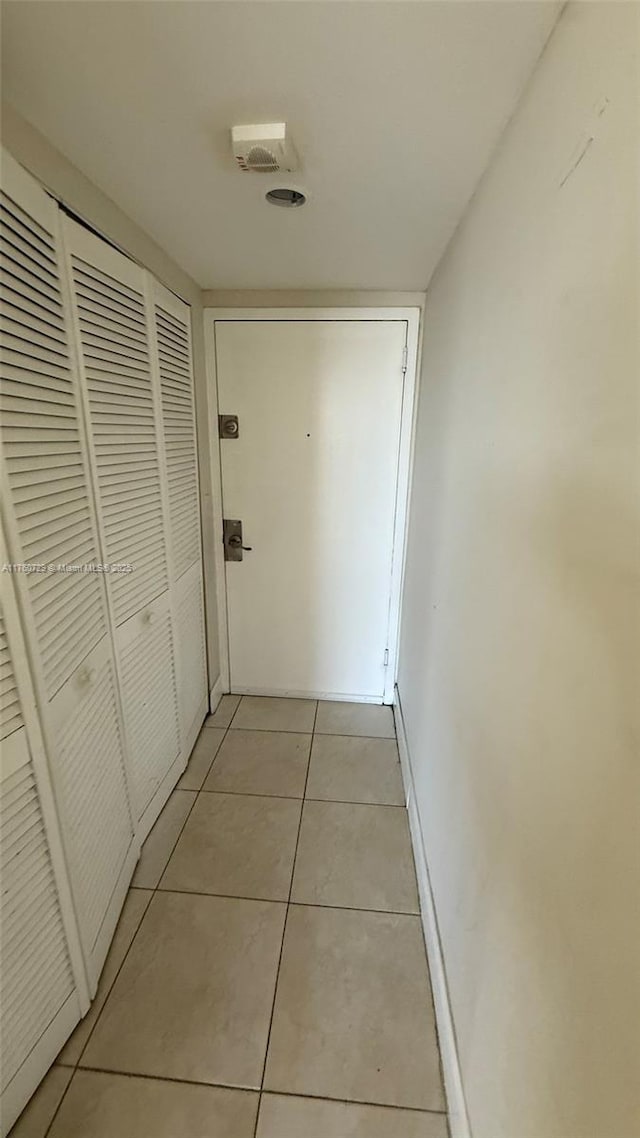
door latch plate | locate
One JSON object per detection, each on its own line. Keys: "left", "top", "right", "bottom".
{"left": 223, "top": 518, "right": 249, "bottom": 561}
{"left": 219, "top": 414, "right": 239, "bottom": 439}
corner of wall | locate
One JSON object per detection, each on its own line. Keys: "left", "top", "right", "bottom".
{"left": 394, "top": 689, "right": 471, "bottom": 1138}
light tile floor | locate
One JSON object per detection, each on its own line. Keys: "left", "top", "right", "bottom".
{"left": 11, "top": 697, "right": 448, "bottom": 1138}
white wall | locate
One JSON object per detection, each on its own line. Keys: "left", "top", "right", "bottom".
{"left": 398, "top": 5, "right": 639, "bottom": 1138}
{"left": 1, "top": 105, "right": 221, "bottom": 691}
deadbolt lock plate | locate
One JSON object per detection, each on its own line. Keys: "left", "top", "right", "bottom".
{"left": 219, "top": 414, "right": 239, "bottom": 439}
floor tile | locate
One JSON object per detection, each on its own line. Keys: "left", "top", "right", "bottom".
{"left": 264, "top": 905, "right": 444, "bottom": 1110}
{"left": 177, "top": 728, "right": 225, "bottom": 790}
{"left": 306, "top": 734, "right": 404, "bottom": 804}
{"left": 161, "top": 792, "right": 301, "bottom": 901}
{"left": 48, "top": 1070, "right": 258, "bottom": 1138}
{"left": 130, "top": 790, "right": 196, "bottom": 888}
{"left": 204, "top": 694, "right": 241, "bottom": 729}
{"left": 291, "top": 800, "right": 419, "bottom": 912}
{"left": 204, "top": 729, "right": 311, "bottom": 798}
{"left": 57, "top": 889, "right": 152, "bottom": 1065}
{"left": 315, "top": 700, "right": 395, "bottom": 738}
{"left": 82, "top": 892, "right": 286, "bottom": 1087}
{"left": 231, "top": 695, "right": 317, "bottom": 733}
{"left": 9, "top": 1065, "right": 72, "bottom": 1138}
{"left": 256, "top": 1094, "right": 448, "bottom": 1138}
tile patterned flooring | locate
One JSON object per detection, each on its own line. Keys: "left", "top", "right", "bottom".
{"left": 11, "top": 697, "right": 448, "bottom": 1138}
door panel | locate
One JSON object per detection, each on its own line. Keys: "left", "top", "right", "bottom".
{"left": 117, "top": 591, "right": 181, "bottom": 822}
{"left": 215, "top": 320, "right": 406, "bottom": 701}
{"left": 174, "top": 560, "right": 208, "bottom": 743}
{"left": 153, "top": 284, "right": 201, "bottom": 581}
{"left": 0, "top": 183, "right": 107, "bottom": 699}
{"left": 64, "top": 219, "right": 170, "bottom": 627}
{"left": 50, "top": 636, "right": 134, "bottom": 963}
{"left": 0, "top": 626, "right": 76, "bottom": 1096}
{"left": 0, "top": 586, "right": 84, "bottom": 1136}
{"left": 62, "top": 218, "right": 184, "bottom": 839}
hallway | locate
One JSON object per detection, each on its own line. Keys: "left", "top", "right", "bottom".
{"left": 2, "top": 4, "right": 637, "bottom": 1135}
{"left": 13, "top": 697, "right": 447, "bottom": 1138}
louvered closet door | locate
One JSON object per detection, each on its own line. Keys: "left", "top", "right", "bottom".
{"left": 0, "top": 152, "right": 136, "bottom": 989}
{"left": 63, "top": 219, "right": 181, "bottom": 831}
{"left": 174, "top": 560, "right": 207, "bottom": 747}
{"left": 0, "top": 548, "right": 85, "bottom": 1136}
{"left": 152, "top": 283, "right": 207, "bottom": 746}
{"left": 118, "top": 592, "right": 180, "bottom": 818}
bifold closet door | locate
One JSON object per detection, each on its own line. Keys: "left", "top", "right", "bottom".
{"left": 0, "top": 587, "right": 86, "bottom": 1136}
{"left": 0, "top": 524, "right": 92, "bottom": 1133}
{"left": 62, "top": 218, "right": 181, "bottom": 835}
{"left": 0, "top": 152, "right": 136, "bottom": 989}
{"left": 152, "top": 282, "right": 207, "bottom": 748}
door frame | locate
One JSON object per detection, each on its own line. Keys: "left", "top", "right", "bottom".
{"left": 204, "top": 307, "right": 421, "bottom": 705}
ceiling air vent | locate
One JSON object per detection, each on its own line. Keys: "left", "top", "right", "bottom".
{"left": 231, "top": 123, "right": 299, "bottom": 173}
{"left": 246, "top": 146, "right": 280, "bottom": 173}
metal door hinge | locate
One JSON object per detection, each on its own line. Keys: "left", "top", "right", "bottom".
{"left": 219, "top": 414, "right": 239, "bottom": 439}
{"left": 383, "top": 648, "right": 390, "bottom": 667}
{"left": 401, "top": 345, "right": 408, "bottom": 374}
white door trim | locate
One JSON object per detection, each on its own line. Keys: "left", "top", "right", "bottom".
{"left": 204, "top": 307, "right": 420, "bottom": 704}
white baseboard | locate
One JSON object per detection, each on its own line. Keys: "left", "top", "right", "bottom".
{"left": 209, "top": 675, "right": 226, "bottom": 713}
{"left": 394, "top": 689, "right": 471, "bottom": 1138}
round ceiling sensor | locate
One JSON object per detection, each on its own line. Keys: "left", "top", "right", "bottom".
{"left": 265, "top": 188, "right": 306, "bottom": 208}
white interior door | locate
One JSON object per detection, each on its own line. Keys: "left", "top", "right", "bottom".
{"left": 215, "top": 319, "right": 407, "bottom": 702}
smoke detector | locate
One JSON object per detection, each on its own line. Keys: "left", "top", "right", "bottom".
{"left": 231, "top": 123, "right": 299, "bottom": 173}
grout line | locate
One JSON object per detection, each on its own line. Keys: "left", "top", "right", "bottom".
{"left": 42, "top": 1068, "right": 75, "bottom": 1138}
{"left": 228, "top": 724, "right": 316, "bottom": 735}
{"left": 195, "top": 720, "right": 236, "bottom": 788}
{"left": 69, "top": 1065, "right": 259, "bottom": 1092}
{"left": 71, "top": 1064, "right": 258, "bottom": 1092}
{"left": 153, "top": 721, "right": 233, "bottom": 890}
{"left": 71, "top": 1064, "right": 448, "bottom": 1116}
{"left": 151, "top": 886, "right": 420, "bottom": 918}
{"left": 176, "top": 731, "right": 226, "bottom": 791}
{"left": 227, "top": 696, "right": 243, "bottom": 730}
{"left": 313, "top": 735, "right": 397, "bottom": 742}
{"left": 305, "top": 796, "right": 404, "bottom": 808}
{"left": 198, "top": 787, "right": 306, "bottom": 801}
{"left": 258, "top": 1085, "right": 448, "bottom": 1117}
{"left": 311, "top": 730, "right": 397, "bottom": 741}
{"left": 197, "top": 787, "right": 405, "bottom": 808}
{"left": 193, "top": 788, "right": 306, "bottom": 804}
{"left": 202, "top": 695, "right": 242, "bottom": 730}
{"left": 224, "top": 726, "right": 395, "bottom": 740}
{"left": 252, "top": 699, "right": 319, "bottom": 1138}
{"left": 207, "top": 726, "right": 397, "bottom": 744}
